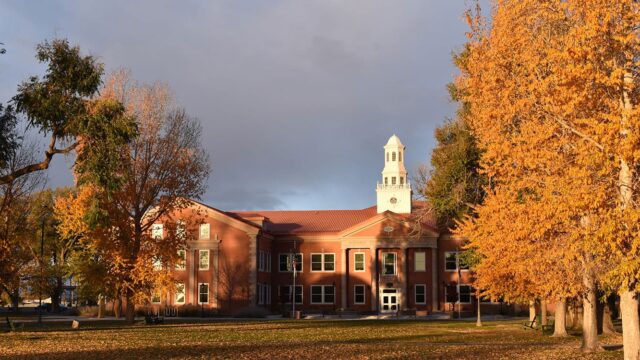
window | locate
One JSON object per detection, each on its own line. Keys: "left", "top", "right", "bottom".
{"left": 444, "top": 252, "right": 469, "bottom": 271}
{"left": 258, "top": 251, "right": 264, "bottom": 272}
{"left": 151, "top": 291, "right": 161, "bottom": 304}
{"left": 199, "top": 223, "right": 210, "bottom": 240}
{"left": 384, "top": 177, "right": 388, "bottom": 185}
{"left": 392, "top": 152, "right": 396, "bottom": 161}
{"left": 392, "top": 177, "right": 396, "bottom": 185}
{"left": 415, "top": 284, "right": 426, "bottom": 304}
{"left": 399, "top": 151, "right": 402, "bottom": 162}
{"left": 444, "top": 284, "right": 473, "bottom": 304}
{"left": 279, "top": 285, "right": 302, "bottom": 304}
{"left": 152, "top": 257, "right": 162, "bottom": 270}
{"left": 386, "top": 152, "right": 389, "bottom": 162}
{"left": 258, "top": 283, "right": 271, "bottom": 305}
{"left": 400, "top": 177, "right": 404, "bottom": 185}
{"left": 414, "top": 252, "right": 426, "bottom": 272}
{"left": 311, "top": 253, "right": 335, "bottom": 272}
{"left": 152, "top": 224, "right": 163, "bottom": 239}
{"left": 199, "top": 250, "right": 209, "bottom": 270}
{"left": 311, "top": 285, "right": 335, "bottom": 304}
{"left": 354, "top": 285, "right": 365, "bottom": 304}
{"left": 176, "top": 220, "right": 186, "bottom": 239}
{"left": 279, "top": 253, "right": 302, "bottom": 272}
{"left": 354, "top": 252, "right": 365, "bottom": 272}
{"left": 176, "top": 250, "right": 186, "bottom": 270}
{"left": 459, "top": 285, "right": 472, "bottom": 303}
{"left": 382, "top": 253, "right": 396, "bottom": 275}
{"left": 175, "top": 283, "right": 185, "bottom": 304}
{"left": 198, "top": 283, "right": 209, "bottom": 304}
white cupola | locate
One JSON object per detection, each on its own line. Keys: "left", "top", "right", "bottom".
{"left": 376, "top": 135, "right": 412, "bottom": 213}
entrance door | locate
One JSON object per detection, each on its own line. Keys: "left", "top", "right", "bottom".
{"left": 380, "top": 289, "right": 400, "bottom": 313}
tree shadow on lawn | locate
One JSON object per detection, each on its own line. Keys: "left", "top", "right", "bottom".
{"left": 0, "top": 335, "right": 593, "bottom": 360}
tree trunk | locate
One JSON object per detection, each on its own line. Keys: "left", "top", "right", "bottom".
{"left": 602, "top": 302, "right": 617, "bottom": 335}
{"left": 541, "top": 300, "right": 548, "bottom": 326}
{"left": 553, "top": 299, "right": 568, "bottom": 337}
{"left": 125, "top": 289, "right": 136, "bottom": 324}
{"left": 620, "top": 290, "right": 640, "bottom": 360}
{"left": 114, "top": 297, "right": 121, "bottom": 319}
{"left": 476, "top": 295, "right": 482, "bottom": 327}
{"left": 529, "top": 300, "right": 536, "bottom": 324}
{"left": 98, "top": 295, "right": 105, "bottom": 319}
{"left": 582, "top": 273, "right": 599, "bottom": 352}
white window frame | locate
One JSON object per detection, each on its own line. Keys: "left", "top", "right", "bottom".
{"left": 414, "top": 284, "right": 427, "bottom": 305}
{"left": 199, "top": 249, "right": 209, "bottom": 271}
{"left": 310, "top": 285, "right": 335, "bottom": 305}
{"left": 310, "top": 253, "right": 336, "bottom": 272}
{"left": 354, "top": 252, "right": 365, "bottom": 272}
{"left": 353, "top": 284, "right": 366, "bottom": 305}
{"left": 152, "top": 223, "right": 163, "bottom": 239}
{"left": 199, "top": 223, "right": 210, "bottom": 240}
{"left": 175, "top": 283, "right": 185, "bottom": 304}
{"left": 414, "top": 251, "right": 426, "bottom": 272}
{"left": 278, "top": 253, "right": 303, "bottom": 273}
{"left": 279, "top": 285, "right": 302, "bottom": 304}
{"left": 382, "top": 252, "right": 396, "bottom": 275}
{"left": 176, "top": 250, "right": 186, "bottom": 270}
{"left": 198, "top": 283, "right": 209, "bottom": 304}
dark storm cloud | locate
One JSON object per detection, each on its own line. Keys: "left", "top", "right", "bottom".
{"left": 0, "top": 0, "right": 484, "bottom": 210}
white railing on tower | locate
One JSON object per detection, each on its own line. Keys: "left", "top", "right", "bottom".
{"left": 376, "top": 182, "right": 411, "bottom": 190}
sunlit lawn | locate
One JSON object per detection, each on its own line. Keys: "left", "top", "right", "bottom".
{"left": 0, "top": 319, "right": 624, "bottom": 359}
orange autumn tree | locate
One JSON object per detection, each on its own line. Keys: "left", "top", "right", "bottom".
{"left": 66, "top": 71, "right": 211, "bottom": 323}
{"left": 456, "top": 0, "right": 621, "bottom": 351}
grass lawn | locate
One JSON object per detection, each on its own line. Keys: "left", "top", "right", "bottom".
{"left": 0, "top": 319, "right": 624, "bottom": 359}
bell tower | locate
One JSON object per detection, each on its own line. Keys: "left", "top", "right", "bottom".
{"left": 376, "top": 135, "right": 412, "bottom": 213}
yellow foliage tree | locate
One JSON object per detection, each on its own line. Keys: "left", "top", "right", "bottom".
{"left": 456, "top": 0, "right": 640, "bottom": 354}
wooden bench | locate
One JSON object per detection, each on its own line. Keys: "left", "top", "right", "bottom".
{"left": 542, "top": 319, "right": 555, "bottom": 335}
{"left": 523, "top": 315, "right": 537, "bottom": 330}
{"left": 5, "top": 316, "right": 23, "bottom": 332}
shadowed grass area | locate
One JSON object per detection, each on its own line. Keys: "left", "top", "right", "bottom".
{"left": 0, "top": 320, "right": 623, "bottom": 359}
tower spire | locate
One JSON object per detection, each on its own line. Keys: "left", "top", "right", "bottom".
{"left": 376, "top": 135, "right": 412, "bottom": 213}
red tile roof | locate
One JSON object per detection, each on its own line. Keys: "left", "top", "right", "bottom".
{"left": 227, "top": 201, "right": 436, "bottom": 235}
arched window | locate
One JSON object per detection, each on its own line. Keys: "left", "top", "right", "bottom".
{"left": 392, "top": 152, "right": 396, "bottom": 161}
{"left": 386, "top": 152, "right": 389, "bottom": 162}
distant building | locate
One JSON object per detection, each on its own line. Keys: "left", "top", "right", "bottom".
{"left": 151, "top": 135, "right": 506, "bottom": 315}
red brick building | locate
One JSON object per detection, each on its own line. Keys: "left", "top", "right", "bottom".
{"left": 152, "top": 135, "right": 497, "bottom": 315}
